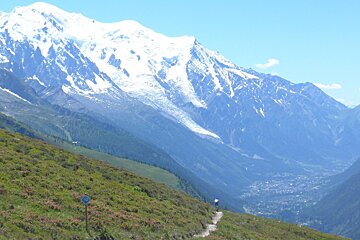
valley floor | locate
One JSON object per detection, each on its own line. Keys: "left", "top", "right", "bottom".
{"left": 240, "top": 170, "right": 342, "bottom": 219}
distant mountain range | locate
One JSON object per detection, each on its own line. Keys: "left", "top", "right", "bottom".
{"left": 1, "top": 2, "right": 360, "bottom": 214}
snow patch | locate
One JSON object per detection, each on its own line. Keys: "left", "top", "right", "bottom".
{"left": 85, "top": 75, "right": 111, "bottom": 93}
{"left": 61, "top": 84, "right": 71, "bottom": 94}
{"left": 29, "top": 75, "right": 45, "bottom": 86}
{"left": 0, "top": 87, "right": 31, "bottom": 103}
{"left": 0, "top": 54, "right": 9, "bottom": 63}
{"left": 254, "top": 107, "right": 266, "bottom": 117}
{"left": 253, "top": 154, "right": 264, "bottom": 160}
{"left": 259, "top": 108, "right": 265, "bottom": 117}
{"left": 274, "top": 99, "right": 284, "bottom": 105}
{"left": 226, "top": 68, "right": 258, "bottom": 80}
{"left": 276, "top": 86, "right": 296, "bottom": 94}
{"left": 117, "top": 75, "right": 219, "bottom": 139}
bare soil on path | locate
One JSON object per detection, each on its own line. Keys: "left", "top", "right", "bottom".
{"left": 194, "top": 211, "right": 223, "bottom": 238}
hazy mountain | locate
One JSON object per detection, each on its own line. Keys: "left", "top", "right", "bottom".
{"left": 323, "top": 106, "right": 360, "bottom": 190}
{"left": 301, "top": 158, "right": 360, "bottom": 239}
{"left": 301, "top": 104, "right": 360, "bottom": 238}
{"left": 0, "top": 110, "right": 37, "bottom": 138}
{"left": 295, "top": 106, "right": 360, "bottom": 239}
{"left": 335, "top": 105, "right": 360, "bottom": 159}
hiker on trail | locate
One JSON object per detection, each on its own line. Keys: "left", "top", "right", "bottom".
{"left": 214, "top": 198, "right": 219, "bottom": 211}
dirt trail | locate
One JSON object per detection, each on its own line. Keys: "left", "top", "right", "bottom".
{"left": 194, "top": 211, "right": 223, "bottom": 238}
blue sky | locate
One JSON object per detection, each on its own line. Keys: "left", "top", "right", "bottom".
{"left": 1, "top": 0, "right": 360, "bottom": 106}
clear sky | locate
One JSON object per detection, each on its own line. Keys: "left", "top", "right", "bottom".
{"left": 1, "top": 0, "right": 360, "bottom": 107}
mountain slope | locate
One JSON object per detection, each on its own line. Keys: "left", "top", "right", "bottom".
{"left": 336, "top": 105, "right": 360, "bottom": 160}
{"left": 0, "top": 68, "right": 179, "bottom": 174}
{"left": 322, "top": 106, "right": 360, "bottom": 190}
{"left": 0, "top": 129, "right": 212, "bottom": 239}
{"left": 1, "top": 2, "right": 359, "bottom": 215}
{"left": 203, "top": 211, "right": 346, "bottom": 240}
{"left": 0, "top": 68, "right": 239, "bottom": 209}
{"left": 0, "top": 111, "right": 37, "bottom": 138}
{"left": 0, "top": 129, "right": 347, "bottom": 239}
{"left": 302, "top": 158, "right": 360, "bottom": 239}
{"left": 0, "top": 110, "right": 183, "bottom": 191}
{"left": 0, "top": 65, "right": 249, "bottom": 211}
{"left": 0, "top": 109, "right": 187, "bottom": 193}
{"left": 328, "top": 158, "right": 360, "bottom": 191}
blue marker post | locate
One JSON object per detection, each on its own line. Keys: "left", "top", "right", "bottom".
{"left": 81, "top": 195, "right": 91, "bottom": 232}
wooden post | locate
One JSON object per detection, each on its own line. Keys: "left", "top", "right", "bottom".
{"left": 85, "top": 204, "right": 88, "bottom": 232}
{"left": 81, "top": 195, "right": 91, "bottom": 233}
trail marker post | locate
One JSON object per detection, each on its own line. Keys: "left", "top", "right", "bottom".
{"left": 81, "top": 195, "right": 91, "bottom": 231}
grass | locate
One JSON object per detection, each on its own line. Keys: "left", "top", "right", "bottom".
{"left": 0, "top": 111, "right": 187, "bottom": 192}
{"left": 199, "top": 211, "right": 347, "bottom": 240}
{"left": 0, "top": 128, "right": 349, "bottom": 239}
{"left": 48, "top": 139, "right": 182, "bottom": 190}
{"left": 0, "top": 129, "right": 212, "bottom": 239}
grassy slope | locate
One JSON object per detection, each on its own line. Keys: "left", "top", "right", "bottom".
{"left": 0, "top": 129, "right": 212, "bottom": 239}
{"left": 49, "top": 139, "right": 181, "bottom": 190}
{"left": 0, "top": 129, "right": 349, "bottom": 239}
{"left": 202, "top": 212, "right": 347, "bottom": 240}
{"left": 0, "top": 111, "right": 182, "bottom": 191}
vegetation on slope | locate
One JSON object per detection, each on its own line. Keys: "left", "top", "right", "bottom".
{"left": 0, "top": 110, "right": 202, "bottom": 197}
{"left": 0, "top": 69, "right": 244, "bottom": 211}
{"left": 53, "top": 141, "right": 182, "bottom": 190}
{"left": 0, "top": 128, "right": 349, "bottom": 239}
{"left": 0, "top": 112, "right": 37, "bottom": 139}
{"left": 0, "top": 129, "right": 213, "bottom": 239}
{"left": 0, "top": 67, "right": 204, "bottom": 197}
{"left": 201, "top": 211, "right": 347, "bottom": 240}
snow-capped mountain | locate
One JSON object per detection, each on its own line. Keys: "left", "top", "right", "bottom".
{"left": 1, "top": 2, "right": 359, "bottom": 206}
{"left": 0, "top": 2, "right": 223, "bottom": 138}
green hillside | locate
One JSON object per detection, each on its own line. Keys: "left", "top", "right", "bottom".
{"left": 0, "top": 129, "right": 212, "bottom": 239}
{"left": 202, "top": 212, "right": 346, "bottom": 240}
{"left": 0, "top": 67, "right": 199, "bottom": 196}
{"left": 48, "top": 138, "right": 182, "bottom": 191}
{"left": 0, "top": 111, "right": 184, "bottom": 192}
{"left": 0, "top": 129, "right": 348, "bottom": 239}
